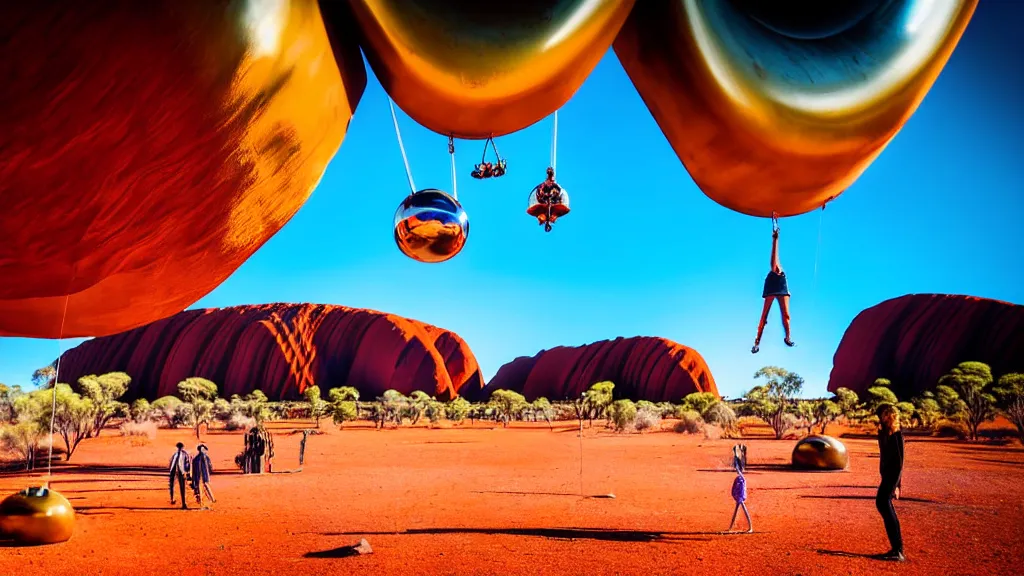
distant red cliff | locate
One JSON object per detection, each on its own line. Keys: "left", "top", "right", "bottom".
{"left": 477, "top": 337, "right": 718, "bottom": 402}
{"left": 56, "top": 303, "right": 483, "bottom": 401}
{"left": 828, "top": 294, "right": 1024, "bottom": 398}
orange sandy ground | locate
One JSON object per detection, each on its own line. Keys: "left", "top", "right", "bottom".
{"left": 2, "top": 421, "right": 1022, "bottom": 576}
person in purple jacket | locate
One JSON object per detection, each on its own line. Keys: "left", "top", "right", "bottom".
{"left": 727, "top": 460, "right": 753, "bottom": 533}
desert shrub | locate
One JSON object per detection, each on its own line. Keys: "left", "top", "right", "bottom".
{"left": 634, "top": 407, "right": 661, "bottom": 433}
{"left": 608, "top": 399, "right": 637, "bottom": 432}
{"left": 681, "top": 392, "right": 719, "bottom": 415}
{"left": 130, "top": 399, "right": 151, "bottom": 423}
{"left": 703, "top": 402, "right": 737, "bottom": 429}
{"left": 933, "top": 419, "right": 969, "bottom": 440}
{"left": 703, "top": 424, "right": 723, "bottom": 441}
{"left": 119, "top": 420, "right": 157, "bottom": 439}
{"left": 674, "top": 410, "right": 704, "bottom": 434}
{"left": 226, "top": 414, "right": 257, "bottom": 432}
{"left": 0, "top": 421, "right": 45, "bottom": 470}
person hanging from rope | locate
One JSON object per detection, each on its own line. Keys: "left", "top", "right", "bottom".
{"left": 752, "top": 214, "right": 795, "bottom": 353}
{"left": 471, "top": 137, "right": 506, "bottom": 179}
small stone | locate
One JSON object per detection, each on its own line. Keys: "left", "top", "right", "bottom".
{"left": 354, "top": 538, "right": 373, "bottom": 555}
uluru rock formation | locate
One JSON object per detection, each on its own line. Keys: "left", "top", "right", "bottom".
{"left": 55, "top": 303, "right": 482, "bottom": 402}
{"left": 0, "top": 1, "right": 365, "bottom": 339}
{"left": 828, "top": 294, "right": 1024, "bottom": 398}
{"left": 476, "top": 337, "right": 718, "bottom": 402}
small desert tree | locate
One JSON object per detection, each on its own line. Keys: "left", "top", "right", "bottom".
{"left": 832, "top": 387, "right": 860, "bottom": 424}
{"left": 42, "top": 384, "right": 95, "bottom": 461}
{"left": 583, "top": 381, "right": 615, "bottom": 427}
{"left": 331, "top": 398, "right": 358, "bottom": 428}
{"left": 407, "top": 391, "right": 432, "bottom": 425}
{"left": 532, "top": 397, "right": 555, "bottom": 430}
{"left": 303, "top": 385, "right": 329, "bottom": 428}
{"left": 445, "top": 397, "right": 471, "bottom": 425}
{"left": 0, "top": 383, "right": 22, "bottom": 423}
{"left": 379, "top": 390, "right": 407, "bottom": 427}
{"left": 608, "top": 399, "right": 637, "bottom": 432}
{"left": 814, "top": 399, "right": 841, "bottom": 435}
{"left": 795, "top": 400, "right": 818, "bottom": 435}
{"left": 911, "top": 392, "right": 942, "bottom": 429}
{"left": 130, "top": 398, "right": 151, "bottom": 423}
{"left": 328, "top": 386, "right": 360, "bottom": 419}
{"left": 77, "top": 372, "right": 132, "bottom": 437}
{"left": 1, "top": 421, "right": 44, "bottom": 470}
{"left": 895, "top": 401, "right": 916, "bottom": 428}
{"left": 993, "top": 373, "right": 1024, "bottom": 439}
{"left": 176, "top": 377, "right": 218, "bottom": 439}
{"left": 865, "top": 378, "right": 899, "bottom": 415}
{"left": 746, "top": 366, "right": 804, "bottom": 439}
{"left": 934, "top": 384, "right": 966, "bottom": 420}
{"left": 938, "top": 362, "right": 998, "bottom": 441}
{"left": 681, "top": 392, "right": 718, "bottom": 416}
{"left": 31, "top": 364, "right": 57, "bottom": 388}
{"left": 243, "top": 390, "right": 273, "bottom": 423}
{"left": 489, "top": 389, "right": 527, "bottom": 427}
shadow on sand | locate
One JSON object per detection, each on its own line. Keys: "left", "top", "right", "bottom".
{"left": 314, "top": 527, "right": 749, "bottom": 544}
{"left": 816, "top": 549, "right": 887, "bottom": 560}
{"left": 799, "top": 495, "right": 940, "bottom": 504}
{"left": 471, "top": 490, "right": 612, "bottom": 498}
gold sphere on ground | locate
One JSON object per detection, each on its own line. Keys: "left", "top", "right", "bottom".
{"left": 792, "top": 435, "right": 849, "bottom": 471}
{"left": 0, "top": 486, "right": 76, "bottom": 545}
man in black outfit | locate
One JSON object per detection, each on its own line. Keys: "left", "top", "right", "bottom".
{"left": 168, "top": 441, "right": 191, "bottom": 510}
{"left": 875, "top": 404, "right": 905, "bottom": 562}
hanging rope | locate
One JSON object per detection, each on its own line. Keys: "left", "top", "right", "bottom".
{"left": 550, "top": 110, "right": 559, "bottom": 174}
{"left": 812, "top": 196, "right": 835, "bottom": 290}
{"left": 46, "top": 291, "right": 72, "bottom": 486}
{"left": 448, "top": 136, "right": 458, "bottom": 201}
{"left": 388, "top": 96, "right": 416, "bottom": 194}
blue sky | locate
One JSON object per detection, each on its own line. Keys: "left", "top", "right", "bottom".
{"left": 2, "top": 6, "right": 1022, "bottom": 399}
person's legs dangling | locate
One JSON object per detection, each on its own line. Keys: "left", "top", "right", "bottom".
{"left": 752, "top": 297, "right": 774, "bottom": 353}
{"left": 778, "top": 295, "right": 795, "bottom": 346}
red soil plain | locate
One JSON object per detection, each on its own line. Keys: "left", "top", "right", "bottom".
{"left": 2, "top": 421, "right": 1021, "bottom": 576}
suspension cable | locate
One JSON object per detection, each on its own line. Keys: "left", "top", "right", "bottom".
{"left": 551, "top": 110, "right": 559, "bottom": 174}
{"left": 388, "top": 96, "right": 416, "bottom": 194}
{"left": 448, "top": 136, "right": 458, "bottom": 201}
{"left": 46, "top": 289, "right": 73, "bottom": 486}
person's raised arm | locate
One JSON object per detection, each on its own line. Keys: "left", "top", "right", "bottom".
{"left": 770, "top": 230, "right": 781, "bottom": 272}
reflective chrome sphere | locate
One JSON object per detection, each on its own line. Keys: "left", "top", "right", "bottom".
{"left": 393, "top": 189, "right": 469, "bottom": 263}
{"left": 792, "top": 435, "right": 849, "bottom": 471}
{"left": 0, "top": 486, "right": 76, "bottom": 545}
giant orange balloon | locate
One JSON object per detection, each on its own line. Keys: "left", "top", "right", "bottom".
{"left": 614, "top": 0, "right": 977, "bottom": 217}
{"left": 0, "top": 1, "right": 366, "bottom": 338}
{"left": 346, "top": 0, "right": 636, "bottom": 139}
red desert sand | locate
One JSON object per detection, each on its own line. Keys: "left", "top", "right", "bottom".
{"left": 2, "top": 422, "right": 1021, "bottom": 576}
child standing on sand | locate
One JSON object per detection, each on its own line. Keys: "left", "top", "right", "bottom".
{"left": 727, "top": 459, "right": 753, "bottom": 533}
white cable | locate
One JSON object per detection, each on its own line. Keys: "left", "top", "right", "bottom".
{"left": 46, "top": 292, "right": 72, "bottom": 484}
{"left": 449, "top": 139, "right": 458, "bottom": 201}
{"left": 551, "top": 110, "right": 559, "bottom": 174}
{"left": 388, "top": 97, "right": 416, "bottom": 194}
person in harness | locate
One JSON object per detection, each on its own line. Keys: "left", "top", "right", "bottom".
{"left": 752, "top": 215, "right": 795, "bottom": 353}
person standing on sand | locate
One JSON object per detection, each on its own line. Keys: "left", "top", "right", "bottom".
{"left": 191, "top": 443, "right": 216, "bottom": 508}
{"left": 727, "top": 459, "right": 753, "bottom": 533}
{"left": 874, "top": 404, "right": 906, "bottom": 562}
{"left": 168, "top": 442, "right": 191, "bottom": 510}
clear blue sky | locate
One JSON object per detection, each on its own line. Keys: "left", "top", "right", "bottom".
{"left": 2, "top": 8, "right": 1022, "bottom": 399}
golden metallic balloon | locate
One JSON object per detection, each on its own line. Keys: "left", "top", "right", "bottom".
{"left": 345, "top": 0, "right": 636, "bottom": 138}
{"left": 0, "top": 487, "right": 75, "bottom": 545}
{"left": 614, "top": 0, "right": 977, "bottom": 217}
{"left": 792, "top": 435, "right": 849, "bottom": 470}
{"left": 0, "top": 0, "right": 365, "bottom": 338}
{"left": 394, "top": 189, "right": 469, "bottom": 263}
